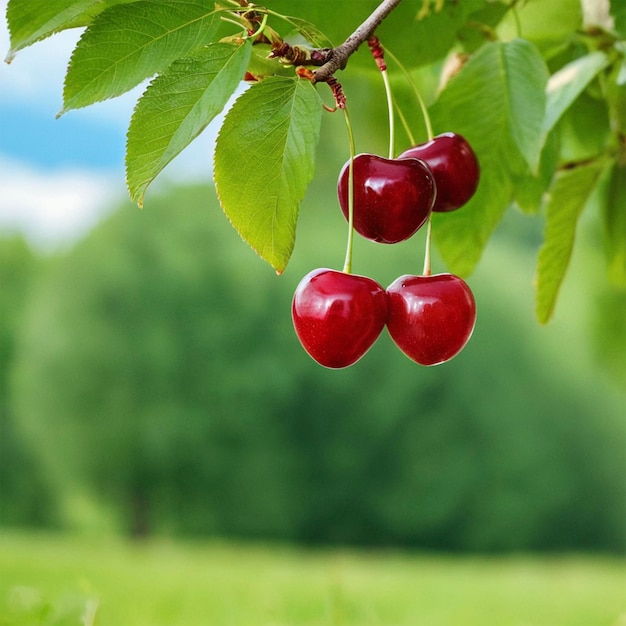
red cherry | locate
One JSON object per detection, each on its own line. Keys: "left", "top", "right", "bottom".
{"left": 386, "top": 273, "right": 476, "bottom": 366}
{"left": 398, "top": 132, "right": 479, "bottom": 212}
{"left": 292, "top": 268, "right": 388, "bottom": 369}
{"left": 337, "top": 153, "right": 435, "bottom": 243}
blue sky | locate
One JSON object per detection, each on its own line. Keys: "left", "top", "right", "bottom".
{"left": 1, "top": 101, "right": 125, "bottom": 170}
{"left": 0, "top": 2, "right": 217, "bottom": 248}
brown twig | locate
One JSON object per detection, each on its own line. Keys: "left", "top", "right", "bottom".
{"left": 313, "top": 0, "right": 404, "bottom": 83}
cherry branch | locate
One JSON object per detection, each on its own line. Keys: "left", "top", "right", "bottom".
{"left": 313, "top": 0, "right": 404, "bottom": 83}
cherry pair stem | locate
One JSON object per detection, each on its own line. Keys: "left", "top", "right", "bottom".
{"left": 341, "top": 33, "right": 434, "bottom": 278}
{"left": 342, "top": 106, "right": 357, "bottom": 275}
{"left": 378, "top": 48, "right": 434, "bottom": 277}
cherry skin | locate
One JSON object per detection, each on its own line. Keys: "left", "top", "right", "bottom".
{"left": 398, "top": 132, "right": 479, "bottom": 212}
{"left": 292, "top": 268, "right": 388, "bottom": 369}
{"left": 337, "top": 153, "right": 436, "bottom": 243}
{"left": 386, "top": 273, "right": 476, "bottom": 366}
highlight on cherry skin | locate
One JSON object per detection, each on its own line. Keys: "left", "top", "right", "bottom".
{"left": 291, "top": 268, "right": 388, "bottom": 369}
{"left": 386, "top": 273, "right": 476, "bottom": 366}
{"left": 398, "top": 132, "right": 479, "bottom": 213}
{"left": 337, "top": 153, "right": 436, "bottom": 243}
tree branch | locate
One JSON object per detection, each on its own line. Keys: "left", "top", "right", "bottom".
{"left": 313, "top": 0, "right": 404, "bottom": 83}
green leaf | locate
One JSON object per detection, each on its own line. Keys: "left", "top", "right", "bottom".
{"left": 535, "top": 161, "right": 604, "bottom": 324}
{"left": 610, "top": 0, "right": 626, "bottom": 39}
{"left": 603, "top": 162, "right": 626, "bottom": 287}
{"left": 502, "top": 0, "right": 581, "bottom": 49}
{"left": 5, "top": 0, "right": 137, "bottom": 61}
{"left": 62, "top": 0, "right": 221, "bottom": 113}
{"left": 395, "top": 0, "right": 485, "bottom": 67}
{"left": 541, "top": 52, "right": 610, "bottom": 143}
{"left": 214, "top": 77, "right": 322, "bottom": 273}
{"left": 558, "top": 91, "right": 611, "bottom": 163}
{"left": 280, "top": 15, "right": 333, "bottom": 47}
{"left": 616, "top": 52, "right": 626, "bottom": 88}
{"left": 457, "top": 2, "right": 510, "bottom": 53}
{"left": 126, "top": 42, "right": 252, "bottom": 206}
{"left": 500, "top": 39, "right": 549, "bottom": 172}
{"left": 431, "top": 150, "right": 513, "bottom": 277}
{"left": 246, "top": 43, "right": 294, "bottom": 81}
{"left": 607, "top": 60, "right": 626, "bottom": 134}
{"left": 513, "top": 128, "right": 560, "bottom": 214}
{"left": 429, "top": 39, "right": 548, "bottom": 275}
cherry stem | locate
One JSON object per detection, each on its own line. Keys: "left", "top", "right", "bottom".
{"left": 422, "top": 217, "right": 433, "bottom": 277}
{"left": 394, "top": 101, "right": 415, "bottom": 146}
{"left": 381, "top": 69, "right": 395, "bottom": 158}
{"left": 367, "top": 37, "right": 395, "bottom": 157}
{"left": 313, "top": 0, "right": 404, "bottom": 83}
{"left": 342, "top": 106, "right": 357, "bottom": 274}
{"left": 385, "top": 47, "right": 434, "bottom": 142}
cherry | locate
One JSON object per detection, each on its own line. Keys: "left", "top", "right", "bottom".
{"left": 292, "top": 268, "right": 388, "bottom": 368}
{"left": 386, "top": 273, "right": 476, "bottom": 366}
{"left": 398, "top": 133, "right": 479, "bottom": 213}
{"left": 337, "top": 153, "right": 435, "bottom": 244}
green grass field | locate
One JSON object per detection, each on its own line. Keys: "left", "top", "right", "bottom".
{"left": 0, "top": 531, "right": 624, "bottom": 626}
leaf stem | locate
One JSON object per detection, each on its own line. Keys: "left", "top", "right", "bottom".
{"left": 342, "top": 106, "right": 357, "bottom": 274}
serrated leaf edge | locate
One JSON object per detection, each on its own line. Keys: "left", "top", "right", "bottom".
{"left": 126, "top": 41, "right": 251, "bottom": 206}
{"left": 213, "top": 78, "right": 321, "bottom": 273}
{"left": 534, "top": 162, "right": 604, "bottom": 324}
{"left": 60, "top": 2, "right": 222, "bottom": 115}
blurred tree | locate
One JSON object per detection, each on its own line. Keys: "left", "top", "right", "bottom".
{"left": 0, "top": 236, "right": 57, "bottom": 527}
{"left": 9, "top": 184, "right": 625, "bottom": 551}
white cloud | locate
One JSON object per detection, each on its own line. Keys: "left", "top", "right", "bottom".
{"left": 0, "top": 157, "right": 122, "bottom": 249}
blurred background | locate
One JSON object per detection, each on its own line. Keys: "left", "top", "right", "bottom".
{"left": 0, "top": 0, "right": 625, "bottom": 624}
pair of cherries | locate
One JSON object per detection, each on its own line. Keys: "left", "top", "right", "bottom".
{"left": 338, "top": 131, "right": 480, "bottom": 242}
{"left": 292, "top": 268, "right": 476, "bottom": 368}
{"left": 292, "top": 132, "right": 479, "bottom": 368}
